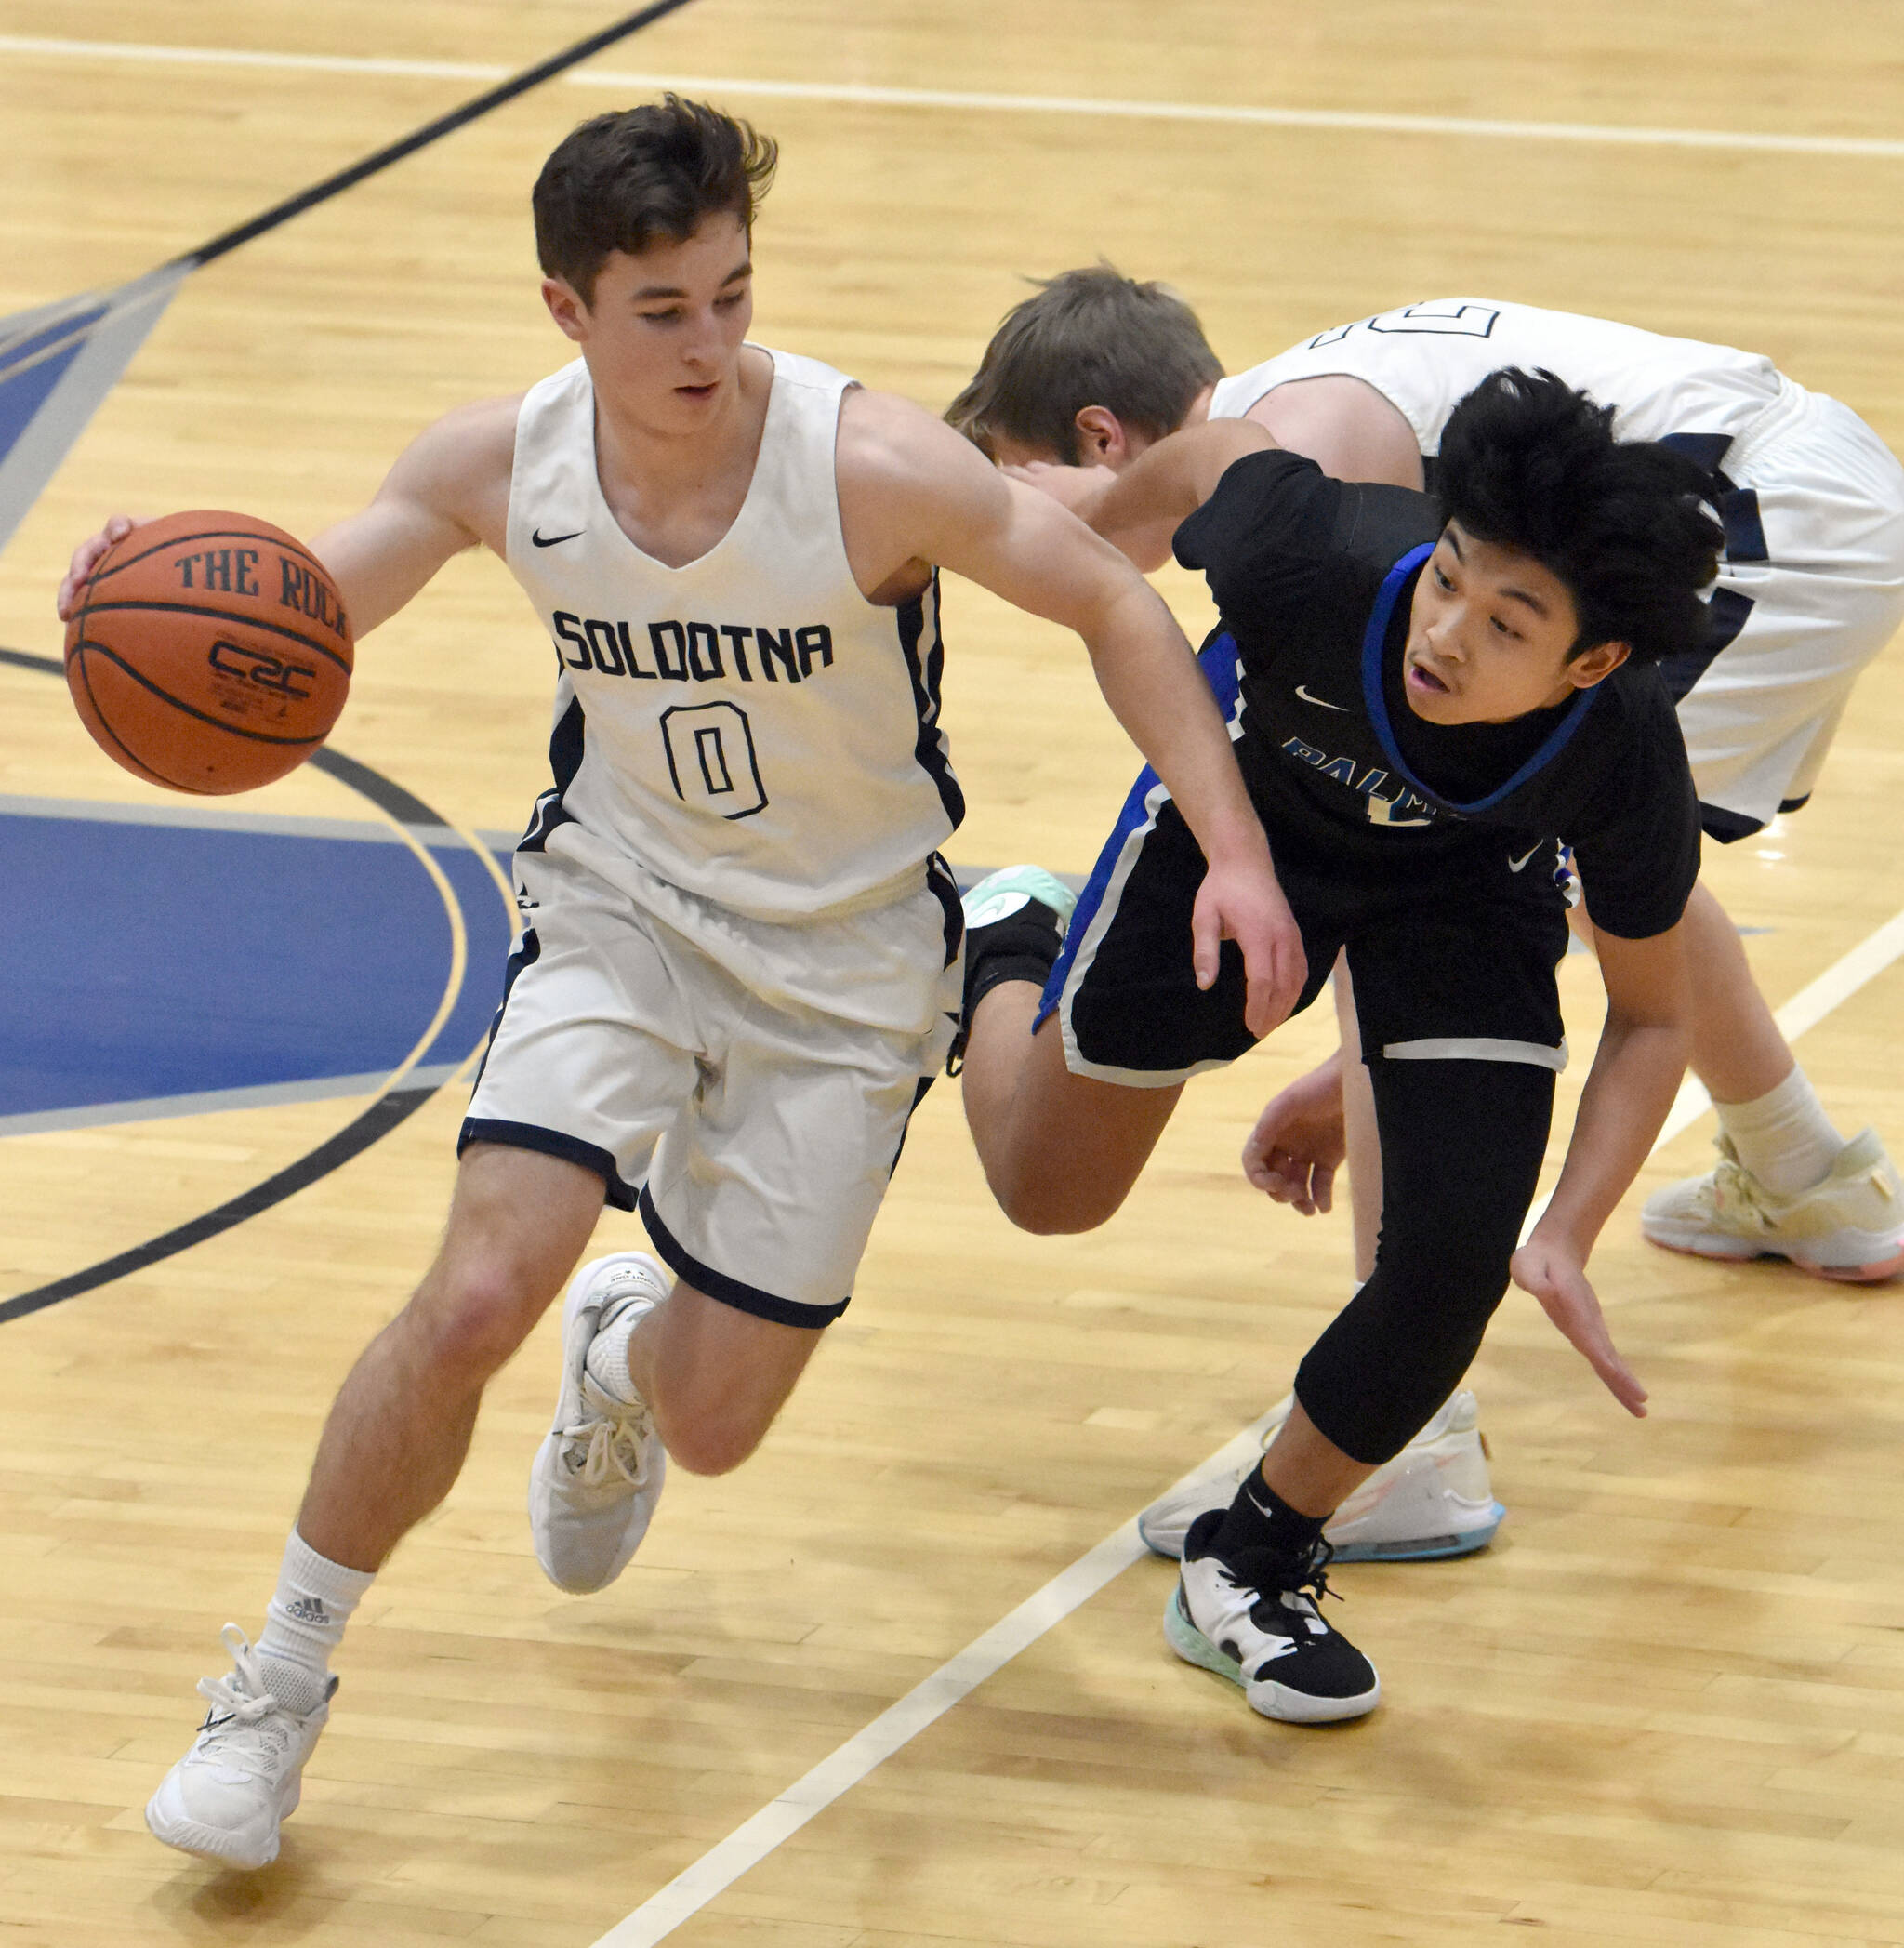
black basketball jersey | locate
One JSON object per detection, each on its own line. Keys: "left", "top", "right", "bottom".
{"left": 1172, "top": 450, "right": 1701, "bottom": 940}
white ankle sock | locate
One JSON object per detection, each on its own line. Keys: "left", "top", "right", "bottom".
{"left": 255, "top": 1530, "right": 375, "bottom": 1713}
{"left": 1715, "top": 1067, "right": 1844, "bottom": 1198}
{"left": 583, "top": 1305, "right": 644, "bottom": 1405}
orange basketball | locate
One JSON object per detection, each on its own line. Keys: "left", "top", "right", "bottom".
{"left": 64, "top": 510, "right": 354, "bottom": 794}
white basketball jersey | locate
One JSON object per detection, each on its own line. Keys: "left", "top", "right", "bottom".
{"left": 1210, "top": 298, "right": 1789, "bottom": 457}
{"left": 506, "top": 348, "right": 961, "bottom": 921}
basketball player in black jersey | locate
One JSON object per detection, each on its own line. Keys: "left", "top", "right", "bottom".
{"left": 955, "top": 370, "right": 1721, "bottom": 1723}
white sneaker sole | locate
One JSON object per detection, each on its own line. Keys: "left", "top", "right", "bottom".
{"left": 1644, "top": 1218, "right": 1904, "bottom": 1283}
{"left": 144, "top": 1772, "right": 299, "bottom": 1870}
{"left": 1164, "top": 1587, "right": 1380, "bottom": 1724}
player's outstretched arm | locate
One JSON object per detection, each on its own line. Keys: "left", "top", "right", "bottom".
{"left": 1005, "top": 417, "right": 1280, "bottom": 570}
{"left": 839, "top": 390, "right": 1304, "bottom": 1036}
{"left": 1511, "top": 918, "right": 1691, "bottom": 1417}
{"left": 55, "top": 395, "right": 518, "bottom": 637}
{"left": 306, "top": 396, "right": 517, "bottom": 637}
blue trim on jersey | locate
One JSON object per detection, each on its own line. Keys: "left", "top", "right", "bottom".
{"left": 1359, "top": 544, "right": 1602, "bottom": 817}
{"left": 1034, "top": 636, "right": 1243, "bottom": 1031}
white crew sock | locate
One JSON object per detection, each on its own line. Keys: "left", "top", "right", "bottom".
{"left": 583, "top": 1297, "right": 649, "bottom": 1406}
{"left": 1715, "top": 1066, "right": 1844, "bottom": 1199}
{"left": 253, "top": 1529, "right": 375, "bottom": 1716}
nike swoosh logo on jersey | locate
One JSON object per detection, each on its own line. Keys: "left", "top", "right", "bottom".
{"left": 532, "top": 527, "right": 585, "bottom": 547}
{"left": 1507, "top": 843, "right": 1543, "bottom": 872}
{"left": 1295, "top": 684, "right": 1348, "bottom": 711}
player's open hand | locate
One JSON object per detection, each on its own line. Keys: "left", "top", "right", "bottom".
{"left": 1190, "top": 852, "right": 1306, "bottom": 1040}
{"left": 999, "top": 460, "right": 1114, "bottom": 528}
{"left": 1510, "top": 1235, "right": 1648, "bottom": 1417}
{"left": 58, "top": 514, "right": 151, "bottom": 621}
{"left": 1241, "top": 1051, "right": 1346, "bottom": 1213}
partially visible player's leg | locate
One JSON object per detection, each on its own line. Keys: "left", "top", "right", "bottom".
{"left": 960, "top": 976, "right": 1182, "bottom": 1232}
{"left": 528, "top": 1253, "right": 821, "bottom": 1595}
{"left": 298, "top": 1145, "right": 607, "bottom": 1569}
{"left": 626, "top": 1279, "right": 823, "bottom": 1474}
{"left": 1643, "top": 399, "right": 1904, "bottom": 1277}
{"left": 534, "top": 862, "right": 966, "bottom": 1586}
{"left": 146, "top": 1144, "right": 607, "bottom": 1869}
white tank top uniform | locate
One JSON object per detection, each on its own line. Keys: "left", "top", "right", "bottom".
{"left": 508, "top": 346, "right": 960, "bottom": 921}
{"left": 1211, "top": 299, "right": 1904, "bottom": 834}
{"left": 463, "top": 348, "right": 965, "bottom": 1323}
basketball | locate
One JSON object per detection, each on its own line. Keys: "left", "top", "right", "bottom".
{"left": 63, "top": 510, "right": 353, "bottom": 794}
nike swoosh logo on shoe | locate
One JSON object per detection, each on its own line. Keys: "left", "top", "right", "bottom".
{"left": 1295, "top": 684, "right": 1348, "bottom": 711}
{"left": 532, "top": 528, "right": 585, "bottom": 548}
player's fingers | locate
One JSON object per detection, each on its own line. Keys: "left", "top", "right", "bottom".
{"left": 58, "top": 517, "right": 140, "bottom": 620}
{"left": 1308, "top": 1159, "right": 1336, "bottom": 1215}
{"left": 1191, "top": 893, "right": 1222, "bottom": 993}
{"left": 1531, "top": 1265, "right": 1649, "bottom": 1418}
{"left": 1240, "top": 928, "right": 1303, "bottom": 1038}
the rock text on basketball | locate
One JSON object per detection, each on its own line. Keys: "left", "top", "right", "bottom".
{"left": 175, "top": 547, "right": 261, "bottom": 597}
{"left": 278, "top": 556, "right": 349, "bottom": 639}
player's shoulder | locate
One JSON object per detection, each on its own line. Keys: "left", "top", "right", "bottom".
{"left": 1568, "top": 657, "right": 1694, "bottom": 792}
{"left": 836, "top": 382, "right": 993, "bottom": 501}
{"left": 399, "top": 392, "right": 523, "bottom": 483}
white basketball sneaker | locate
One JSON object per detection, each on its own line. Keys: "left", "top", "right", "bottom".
{"left": 1642, "top": 1130, "right": 1904, "bottom": 1283}
{"left": 530, "top": 1252, "right": 668, "bottom": 1595}
{"left": 144, "top": 1624, "right": 334, "bottom": 1869}
{"left": 1138, "top": 1390, "right": 1505, "bottom": 1562}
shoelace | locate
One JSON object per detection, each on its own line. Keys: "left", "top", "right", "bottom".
{"left": 1282, "top": 1537, "right": 1342, "bottom": 1610}
{"left": 1712, "top": 1154, "right": 1777, "bottom": 1230}
{"left": 191, "top": 1624, "right": 296, "bottom": 1767}
{"left": 561, "top": 1391, "right": 656, "bottom": 1491}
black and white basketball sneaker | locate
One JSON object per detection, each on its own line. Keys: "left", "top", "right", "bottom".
{"left": 1166, "top": 1509, "right": 1381, "bottom": 1723}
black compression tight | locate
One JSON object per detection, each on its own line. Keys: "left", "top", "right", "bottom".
{"left": 1292, "top": 1054, "right": 1556, "bottom": 1467}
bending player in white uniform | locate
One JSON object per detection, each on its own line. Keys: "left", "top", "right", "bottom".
{"left": 58, "top": 108, "right": 1289, "bottom": 1873}
{"left": 949, "top": 269, "right": 1904, "bottom": 1558}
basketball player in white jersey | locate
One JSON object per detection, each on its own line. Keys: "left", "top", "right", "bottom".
{"left": 948, "top": 268, "right": 1904, "bottom": 1562}
{"left": 57, "top": 111, "right": 1293, "bottom": 1872}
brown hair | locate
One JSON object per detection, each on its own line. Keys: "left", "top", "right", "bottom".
{"left": 532, "top": 96, "right": 778, "bottom": 305}
{"left": 946, "top": 265, "right": 1223, "bottom": 463}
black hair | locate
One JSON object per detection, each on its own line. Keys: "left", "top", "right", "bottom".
{"left": 532, "top": 97, "right": 778, "bottom": 305}
{"left": 945, "top": 264, "right": 1222, "bottom": 462}
{"left": 1435, "top": 367, "right": 1723, "bottom": 666}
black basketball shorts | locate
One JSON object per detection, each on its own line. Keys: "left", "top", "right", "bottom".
{"left": 1038, "top": 781, "right": 1572, "bottom": 1087}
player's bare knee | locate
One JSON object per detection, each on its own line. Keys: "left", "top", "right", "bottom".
{"left": 407, "top": 1258, "right": 550, "bottom": 1382}
{"left": 659, "top": 1402, "right": 772, "bottom": 1477}
{"left": 986, "top": 1155, "right": 1121, "bottom": 1234}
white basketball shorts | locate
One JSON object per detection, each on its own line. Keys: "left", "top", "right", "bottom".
{"left": 461, "top": 846, "right": 962, "bottom": 1328}
{"left": 1677, "top": 383, "right": 1904, "bottom": 838}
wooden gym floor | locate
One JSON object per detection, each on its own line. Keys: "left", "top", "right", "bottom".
{"left": 1, "top": 4, "right": 1902, "bottom": 1943}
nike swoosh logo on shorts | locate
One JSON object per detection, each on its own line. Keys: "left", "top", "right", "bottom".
{"left": 1507, "top": 843, "right": 1543, "bottom": 872}
{"left": 532, "top": 527, "right": 585, "bottom": 548}
{"left": 1295, "top": 684, "right": 1348, "bottom": 711}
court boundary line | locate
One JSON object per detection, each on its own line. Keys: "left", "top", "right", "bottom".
{"left": 4, "top": 34, "right": 1904, "bottom": 161}
{"left": 0, "top": 652, "right": 515, "bottom": 1325}
{"left": 591, "top": 895, "right": 1904, "bottom": 1946}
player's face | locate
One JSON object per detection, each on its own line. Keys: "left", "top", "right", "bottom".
{"left": 543, "top": 213, "right": 755, "bottom": 431}
{"left": 1402, "top": 523, "right": 1627, "bottom": 724}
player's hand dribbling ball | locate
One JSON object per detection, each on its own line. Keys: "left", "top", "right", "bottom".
{"left": 60, "top": 510, "right": 353, "bottom": 794}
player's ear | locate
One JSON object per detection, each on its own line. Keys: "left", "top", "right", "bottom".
{"left": 1073, "top": 405, "right": 1132, "bottom": 467}
{"left": 1565, "top": 639, "right": 1631, "bottom": 689}
{"left": 541, "top": 276, "right": 589, "bottom": 344}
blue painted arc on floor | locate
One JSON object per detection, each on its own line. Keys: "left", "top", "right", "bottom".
{"left": 0, "top": 802, "right": 516, "bottom": 1131}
